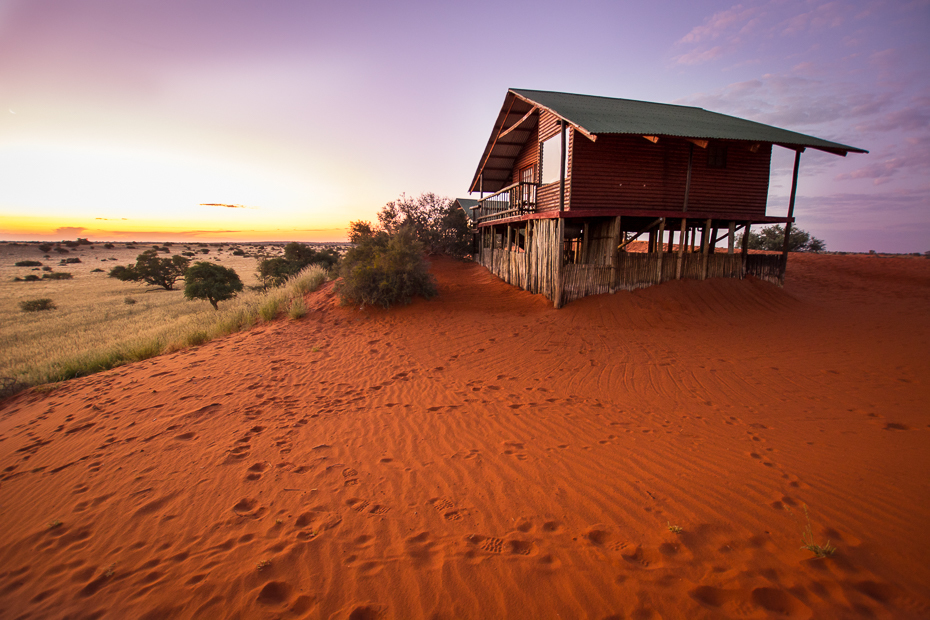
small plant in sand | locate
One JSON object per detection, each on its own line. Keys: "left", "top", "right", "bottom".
{"left": 47, "top": 519, "right": 62, "bottom": 529}
{"left": 103, "top": 563, "right": 116, "bottom": 577}
{"left": 667, "top": 522, "right": 683, "bottom": 534}
{"left": 800, "top": 504, "right": 836, "bottom": 558}
{"left": 256, "top": 559, "right": 271, "bottom": 571}
{"left": 287, "top": 297, "right": 308, "bottom": 320}
{"left": 20, "top": 298, "right": 56, "bottom": 312}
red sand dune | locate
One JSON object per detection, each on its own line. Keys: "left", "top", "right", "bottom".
{"left": 1, "top": 253, "right": 928, "bottom": 619}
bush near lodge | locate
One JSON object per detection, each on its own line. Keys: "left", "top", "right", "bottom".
{"left": 184, "top": 262, "right": 244, "bottom": 310}
{"left": 337, "top": 225, "right": 436, "bottom": 309}
{"left": 109, "top": 251, "right": 191, "bottom": 290}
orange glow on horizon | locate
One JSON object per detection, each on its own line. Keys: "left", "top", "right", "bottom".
{"left": 0, "top": 215, "right": 350, "bottom": 243}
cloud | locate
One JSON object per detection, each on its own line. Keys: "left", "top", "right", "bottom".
{"left": 95, "top": 217, "right": 129, "bottom": 220}
{"left": 200, "top": 203, "right": 257, "bottom": 209}
{"left": 672, "top": 0, "right": 872, "bottom": 67}
{"left": 55, "top": 226, "right": 86, "bottom": 237}
{"left": 678, "top": 4, "right": 761, "bottom": 45}
{"left": 835, "top": 135, "right": 930, "bottom": 185}
{"left": 676, "top": 74, "right": 894, "bottom": 129}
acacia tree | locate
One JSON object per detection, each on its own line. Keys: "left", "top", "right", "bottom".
{"left": 109, "top": 251, "right": 190, "bottom": 290}
{"left": 376, "top": 192, "right": 472, "bottom": 257}
{"left": 184, "top": 262, "right": 243, "bottom": 310}
{"left": 739, "top": 225, "right": 825, "bottom": 253}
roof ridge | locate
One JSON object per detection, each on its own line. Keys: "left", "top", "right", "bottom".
{"left": 510, "top": 88, "right": 705, "bottom": 112}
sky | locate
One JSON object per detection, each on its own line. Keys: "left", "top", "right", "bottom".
{"left": 1, "top": 0, "right": 927, "bottom": 252}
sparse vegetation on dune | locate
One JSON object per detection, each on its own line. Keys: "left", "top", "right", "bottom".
{"left": 0, "top": 242, "right": 333, "bottom": 396}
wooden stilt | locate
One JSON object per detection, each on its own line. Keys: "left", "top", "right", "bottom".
{"left": 554, "top": 218, "right": 565, "bottom": 308}
{"left": 701, "top": 218, "right": 711, "bottom": 280}
{"left": 609, "top": 216, "right": 621, "bottom": 290}
{"left": 676, "top": 217, "right": 687, "bottom": 279}
{"left": 728, "top": 221, "right": 735, "bottom": 254}
{"left": 780, "top": 149, "right": 803, "bottom": 285}
{"left": 656, "top": 218, "right": 666, "bottom": 283}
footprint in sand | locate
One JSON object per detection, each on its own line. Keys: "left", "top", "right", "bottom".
{"left": 245, "top": 462, "right": 269, "bottom": 481}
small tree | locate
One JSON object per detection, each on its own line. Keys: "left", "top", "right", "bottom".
{"left": 184, "top": 262, "right": 243, "bottom": 310}
{"left": 377, "top": 193, "right": 472, "bottom": 257}
{"left": 337, "top": 226, "right": 437, "bottom": 308}
{"left": 109, "top": 251, "right": 190, "bottom": 290}
{"left": 738, "top": 225, "right": 825, "bottom": 253}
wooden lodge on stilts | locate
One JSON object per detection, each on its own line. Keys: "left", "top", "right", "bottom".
{"left": 463, "top": 89, "right": 867, "bottom": 308}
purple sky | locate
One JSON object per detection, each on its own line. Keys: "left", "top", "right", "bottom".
{"left": 1, "top": 0, "right": 927, "bottom": 251}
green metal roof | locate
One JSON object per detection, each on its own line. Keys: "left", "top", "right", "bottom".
{"left": 511, "top": 88, "right": 868, "bottom": 155}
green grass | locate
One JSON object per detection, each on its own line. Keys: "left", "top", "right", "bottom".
{"left": 667, "top": 522, "right": 683, "bottom": 534}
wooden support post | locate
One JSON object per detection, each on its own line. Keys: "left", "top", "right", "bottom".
{"left": 728, "top": 221, "right": 735, "bottom": 254}
{"left": 676, "top": 217, "right": 687, "bottom": 279}
{"left": 710, "top": 227, "right": 718, "bottom": 254}
{"left": 582, "top": 221, "right": 590, "bottom": 263}
{"left": 667, "top": 227, "right": 674, "bottom": 253}
{"left": 741, "top": 223, "right": 750, "bottom": 277}
{"left": 491, "top": 224, "right": 498, "bottom": 275}
{"left": 609, "top": 216, "right": 621, "bottom": 290}
{"left": 559, "top": 121, "right": 568, "bottom": 213}
{"left": 554, "top": 218, "right": 565, "bottom": 308}
{"left": 701, "top": 218, "right": 711, "bottom": 280}
{"left": 781, "top": 149, "right": 803, "bottom": 284}
{"left": 656, "top": 218, "right": 666, "bottom": 283}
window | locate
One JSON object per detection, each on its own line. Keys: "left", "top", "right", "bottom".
{"left": 519, "top": 165, "right": 536, "bottom": 205}
{"left": 707, "top": 143, "right": 728, "bottom": 168}
{"left": 541, "top": 132, "right": 567, "bottom": 184}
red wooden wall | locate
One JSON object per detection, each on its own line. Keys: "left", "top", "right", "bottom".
{"left": 568, "top": 134, "right": 772, "bottom": 217}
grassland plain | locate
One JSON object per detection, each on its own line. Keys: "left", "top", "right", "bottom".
{"left": 0, "top": 241, "right": 332, "bottom": 389}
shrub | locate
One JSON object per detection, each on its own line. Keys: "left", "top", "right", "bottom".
{"left": 16, "top": 260, "right": 42, "bottom": 267}
{"left": 91, "top": 268, "right": 104, "bottom": 273}
{"left": 104, "top": 243, "right": 115, "bottom": 249}
{"left": 43, "top": 272, "right": 73, "bottom": 280}
{"left": 38, "top": 244, "right": 53, "bottom": 253}
{"left": 109, "top": 251, "right": 190, "bottom": 290}
{"left": 258, "top": 243, "right": 339, "bottom": 288}
{"left": 337, "top": 227, "right": 437, "bottom": 308}
{"left": 42, "top": 266, "right": 52, "bottom": 272}
{"left": 64, "top": 240, "right": 78, "bottom": 248}
{"left": 183, "top": 262, "right": 243, "bottom": 310}
{"left": 54, "top": 247, "right": 69, "bottom": 254}
{"left": 232, "top": 249, "right": 245, "bottom": 256}
{"left": 62, "top": 257, "right": 82, "bottom": 264}
{"left": 200, "top": 248, "right": 210, "bottom": 254}
{"left": 20, "top": 298, "right": 56, "bottom": 312}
